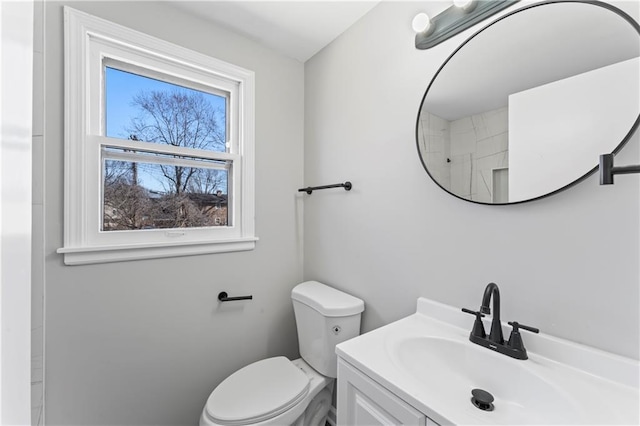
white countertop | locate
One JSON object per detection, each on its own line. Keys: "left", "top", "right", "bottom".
{"left": 336, "top": 297, "right": 639, "bottom": 425}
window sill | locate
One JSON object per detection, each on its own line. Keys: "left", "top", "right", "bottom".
{"left": 57, "top": 237, "right": 258, "bottom": 265}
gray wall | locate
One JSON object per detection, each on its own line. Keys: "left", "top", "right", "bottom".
{"left": 41, "top": 2, "right": 304, "bottom": 425}
{"left": 39, "top": 1, "right": 640, "bottom": 424}
{"left": 304, "top": 0, "right": 639, "bottom": 360}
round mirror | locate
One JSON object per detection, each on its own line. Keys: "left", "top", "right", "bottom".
{"left": 416, "top": 1, "right": 640, "bottom": 204}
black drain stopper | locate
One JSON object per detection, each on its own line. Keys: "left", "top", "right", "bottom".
{"left": 471, "top": 388, "right": 495, "bottom": 411}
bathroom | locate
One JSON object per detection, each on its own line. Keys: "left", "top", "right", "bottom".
{"left": 1, "top": 0, "right": 638, "bottom": 424}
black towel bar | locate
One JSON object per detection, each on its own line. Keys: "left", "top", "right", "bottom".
{"left": 298, "top": 181, "right": 352, "bottom": 194}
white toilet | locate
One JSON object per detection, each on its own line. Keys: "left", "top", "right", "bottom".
{"left": 199, "top": 281, "right": 365, "bottom": 426}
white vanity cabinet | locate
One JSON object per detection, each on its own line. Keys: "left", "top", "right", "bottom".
{"left": 337, "top": 359, "right": 440, "bottom": 426}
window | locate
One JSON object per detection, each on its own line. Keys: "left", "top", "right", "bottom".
{"left": 59, "top": 7, "right": 256, "bottom": 265}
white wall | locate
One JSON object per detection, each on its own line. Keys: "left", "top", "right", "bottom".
{"left": 0, "top": 1, "right": 33, "bottom": 424}
{"left": 449, "top": 107, "right": 509, "bottom": 202}
{"left": 510, "top": 57, "right": 640, "bottom": 201}
{"left": 304, "top": 0, "right": 639, "bottom": 360}
{"left": 417, "top": 107, "right": 509, "bottom": 202}
{"left": 32, "top": 1, "right": 45, "bottom": 423}
{"left": 40, "top": 2, "right": 304, "bottom": 425}
{"left": 417, "top": 111, "right": 451, "bottom": 191}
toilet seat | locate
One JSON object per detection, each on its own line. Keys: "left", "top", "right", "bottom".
{"left": 205, "top": 357, "right": 310, "bottom": 426}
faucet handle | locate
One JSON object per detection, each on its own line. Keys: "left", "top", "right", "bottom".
{"left": 507, "top": 321, "right": 539, "bottom": 354}
{"left": 462, "top": 308, "right": 486, "bottom": 338}
{"left": 508, "top": 321, "right": 539, "bottom": 334}
{"left": 462, "top": 308, "right": 485, "bottom": 318}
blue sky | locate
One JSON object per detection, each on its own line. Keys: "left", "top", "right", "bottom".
{"left": 105, "top": 67, "right": 226, "bottom": 139}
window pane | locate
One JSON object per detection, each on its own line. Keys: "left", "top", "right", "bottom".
{"left": 105, "top": 67, "right": 228, "bottom": 153}
{"left": 102, "top": 153, "right": 230, "bottom": 231}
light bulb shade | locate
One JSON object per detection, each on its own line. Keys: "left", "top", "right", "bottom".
{"left": 453, "top": 0, "right": 476, "bottom": 11}
{"left": 412, "top": 13, "right": 432, "bottom": 33}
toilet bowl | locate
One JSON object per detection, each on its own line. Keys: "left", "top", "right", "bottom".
{"left": 200, "top": 358, "right": 332, "bottom": 426}
{"left": 199, "top": 281, "right": 364, "bottom": 426}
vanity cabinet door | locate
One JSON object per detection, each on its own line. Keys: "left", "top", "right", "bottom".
{"left": 337, "top": 359, "right": 427, "bottom": 426}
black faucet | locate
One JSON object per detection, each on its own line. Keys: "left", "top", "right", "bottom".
{"left": 462, "top": 283, "right": 539, "bottom": 360}
{"left": 480, "top": 282, "right": 503, "bottom": 345}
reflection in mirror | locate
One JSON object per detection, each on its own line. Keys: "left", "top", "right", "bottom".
{"left": 416, "top": 1, "right": 640, "bottom": 204}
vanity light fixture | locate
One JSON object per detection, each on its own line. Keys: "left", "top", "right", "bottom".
{"left": 414, "top": 0, "right": 519, "bottom": 49}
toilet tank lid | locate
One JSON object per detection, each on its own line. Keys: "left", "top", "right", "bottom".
{"left": 291, "top": 281, "right": 364, "bottom": 317}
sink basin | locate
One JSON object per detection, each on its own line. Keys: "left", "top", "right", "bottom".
{"left": 336, "top": 297, "right": 639, "bottom": 425}
{"left": 389, "top": 336, "right": 583, "bottom": 424}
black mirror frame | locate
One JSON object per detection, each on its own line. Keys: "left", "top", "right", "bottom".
{"left": 416, "top": 0, "right": 640, "bottom": 206}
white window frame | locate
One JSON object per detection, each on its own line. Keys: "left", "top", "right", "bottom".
{"left": 58, "top": 7, "right": 256, "bottom": 265}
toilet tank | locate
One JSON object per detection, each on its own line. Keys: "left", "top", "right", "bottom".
{"left": 291, "top": 281, "right": 364, "bottom": 378}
